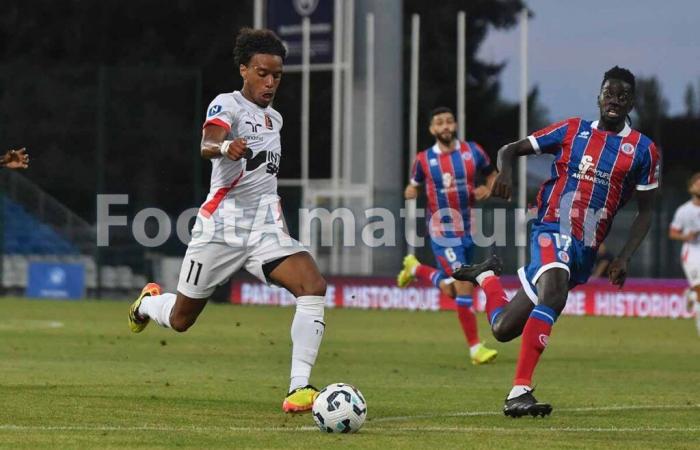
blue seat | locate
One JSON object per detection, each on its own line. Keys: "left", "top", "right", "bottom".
{"left": 2, "top": 199, "right": 79, "bottom": 255}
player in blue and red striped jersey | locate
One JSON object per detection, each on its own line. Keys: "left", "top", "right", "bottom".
{"left": 454, "top": 66, "right": 660, "bottom": 417}
{"left": 397, "top": 107, "right": 498, "bottom": 365}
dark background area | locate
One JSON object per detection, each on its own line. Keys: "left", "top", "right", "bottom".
{"left": 1, "top": 0, "right": 698, "bottom": 276}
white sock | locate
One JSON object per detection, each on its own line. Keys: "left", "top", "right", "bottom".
{"left": 469, "top": 342, "right": 482, "bottom": 358}
{"left": 138, "top": 293, "right": 176, "bottom": 328}
{"left": 507, "top": 385, "right": 532, "bottom": 400}
{"left": 695, "top": 301, "right": 700, "bottom": 337}
{"left": 289, "top": 296, "right": 326, "bottom": 392}
{"left": 475, "top": 270, "right": 495, "bottom": 286}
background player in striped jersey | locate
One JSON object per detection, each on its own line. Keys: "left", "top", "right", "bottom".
{"left": 398, "top": 107, "right": 498, "bottom": 365}
{"left": 128, "top": 28, "right": 327, "bottom": 413}
{"left": 669, "top": 172, "right": 700, "bottom": 335}
{"left": 454, "top": 66, "right": 660, "bottom": 417}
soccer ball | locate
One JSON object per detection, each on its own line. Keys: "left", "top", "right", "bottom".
{"left": 312, "top": 383, "right": 367, "bottom": 433}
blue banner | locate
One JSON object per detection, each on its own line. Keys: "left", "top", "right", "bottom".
{"left": 267, "top": 0, "right": 335, "bottom": 65}
{"left": 26, "top": 262, "right": 85, "bottom": 300}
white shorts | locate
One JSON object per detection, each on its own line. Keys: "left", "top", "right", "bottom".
{"left": 682, "top": 258, "right": 700, "bottom": 288}
{"left": 177, "top": 222, "right": 308, "bottom": 299}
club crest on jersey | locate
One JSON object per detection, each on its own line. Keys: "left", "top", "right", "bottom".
{"left": 264, "top": 113, "right": 273, "bottom": 130}
{"left": 429, "top": 159, "right": 438, "bottom": 167}
{"left": 558, "top": 251, "right": 570, "bottom": 263}
{"left": 442, "top": 172, "right": 453, "bottom": 188}
{"left": 208, "top": 105, "right": 222, "bottom": 117}
{"left": 621, "top": 143, "right": 635, "bottom": 155}
{"left": 462, "top": 152, "right": 472, "bottom": 161}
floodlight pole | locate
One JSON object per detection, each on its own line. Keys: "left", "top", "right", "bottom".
{"left": 407, "top": 14, "right": 420, "bottom": 255}
{"left": 364, "top": 12, "right": 375, "bottom": 273}
{"left": 517, "top": 8, "right": 529, "bottom": 268}
{"left": 457, "top": 11, "right": 466, "bottom": 140}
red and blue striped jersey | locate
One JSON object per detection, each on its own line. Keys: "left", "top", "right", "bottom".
{"left": 529, "top": 117, "right": 660, "bottom": 246}
{"left": 410, "top": 140, "right": 494, "bottom": 237}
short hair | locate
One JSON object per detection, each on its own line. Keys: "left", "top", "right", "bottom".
{"left": 233, "top": 28, "right": 287, "bottom": 66}
{"left": 689, "top": 172, "right": 700, "bottom": 189}
{"left": 429, "top": 106, "right": 454, "bottom": 123}
{"left": 602, "top": 66, "right": 636, "bottom": 92}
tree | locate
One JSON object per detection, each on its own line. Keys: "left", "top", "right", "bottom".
{"left": 402, "top": 1, "right": 545, "bottom": 155}
{"left": 684, "top": 82, "right": 697, "bottom": 118}
{"left": 633, "top": 76, "right": 668, "bottom": 141}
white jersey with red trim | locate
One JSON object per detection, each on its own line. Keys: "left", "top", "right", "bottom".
{"left": 670, "top": 200, "right": 700, "bottom": 259}
{"left": 200, "top": 91, "right": 283, "bottom": 218}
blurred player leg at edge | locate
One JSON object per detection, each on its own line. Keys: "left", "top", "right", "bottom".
{"left": 669, "top": 172, "right": 700, "bottom": 336}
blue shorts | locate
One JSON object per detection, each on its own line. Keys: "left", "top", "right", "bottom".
{"left": 430, "top": 235, "right": 474, "bottom": 276}
{"left": 518, "top": 222, "right": 597, "bottom": 304}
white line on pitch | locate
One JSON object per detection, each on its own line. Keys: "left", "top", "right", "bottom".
{"left": 0, "top": 425, "right": 699, "bottom": 434}
{"left": 372, "top": 403, "right": 700, "bottom": 423}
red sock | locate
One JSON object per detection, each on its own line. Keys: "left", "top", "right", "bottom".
{"left": 415, "top": 264, "right": 439, "bottom": 285}
{"left": 456, "top": 303, "right": 480, "bottom": 347}
{"left": 481, "top": 276, "right": 508, "bottom": 325}
{"left": 513, "top": 305, "right": 557, "bottom": 386}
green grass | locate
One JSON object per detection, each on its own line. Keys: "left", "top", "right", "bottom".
{"left": 0, "top": 298, "right": 699, "bottom": 449}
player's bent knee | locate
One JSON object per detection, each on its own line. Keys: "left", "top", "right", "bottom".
{"left": 301, "top": 276, "right": 327, "bottom": 297}
{"left": 169, "top": 314, "right": 197, "bottom": 333}
{"left": 439, "top": 282, "right": 456, "bottom": 298}
{"left": 492, "top": 319, "right": 518, "bottom": 343}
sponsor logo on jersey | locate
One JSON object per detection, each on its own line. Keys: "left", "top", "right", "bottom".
{"left": 244, "top": 150, "right": 280, "bottom": 176}
{"left": 245, "top": 121, "right": 262, "bottom": 133}
{"left": 578, "top": 155, "right": 594, "bottom": 174}
{"left": 576, "top": 130, "right": 591, "bottom": 139}
{"left": 573, "top": 154, "right": 611, "bottom": 186}
{"left": 208, "top": 105, "right": 222, "bottom": 116}
{"left": 621, "top": 143, "right": 635, "bottom": 155}
{"left": 429, "top": 159, "right": 438, "bottom": 166}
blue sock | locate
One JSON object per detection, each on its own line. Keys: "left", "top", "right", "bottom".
{"left": 431, "top": 270, "right": 449, "bottom": 289}
{"left": 456, "top": 295, "right": 473, "bottom": 308}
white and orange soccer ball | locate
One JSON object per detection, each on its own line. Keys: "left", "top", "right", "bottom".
{"left": 312, "top": 383, "right": 367, "bottom": 433}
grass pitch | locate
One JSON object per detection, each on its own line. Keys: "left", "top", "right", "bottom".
{"left": 0, "top": 298, "right": 699, "bottom": 449}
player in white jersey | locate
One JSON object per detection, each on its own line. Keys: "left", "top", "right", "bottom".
{"left": 669, "top": 172, "right": 700, "bottom": 335}
{"left": 128, "top": 28, "right": 327, "bottom": 413}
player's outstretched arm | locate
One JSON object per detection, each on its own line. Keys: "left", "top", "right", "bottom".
{"left": 491, "top": 138, "right": 536, "bottom": 200}
{"left": 200, "top": 125, "right": 247, "bottom": 160}
{"left": 1, "top": 148, "right": 29, "bottom": 169}
{"left": 608, "top": 189, "right": 656, "bottom": 287}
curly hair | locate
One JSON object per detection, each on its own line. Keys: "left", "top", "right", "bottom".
{"left": 602, "top": 66, "right": 636, "bottom": 92}
{"left": 233, "top": 28, "right": 287, "bottom": 66}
